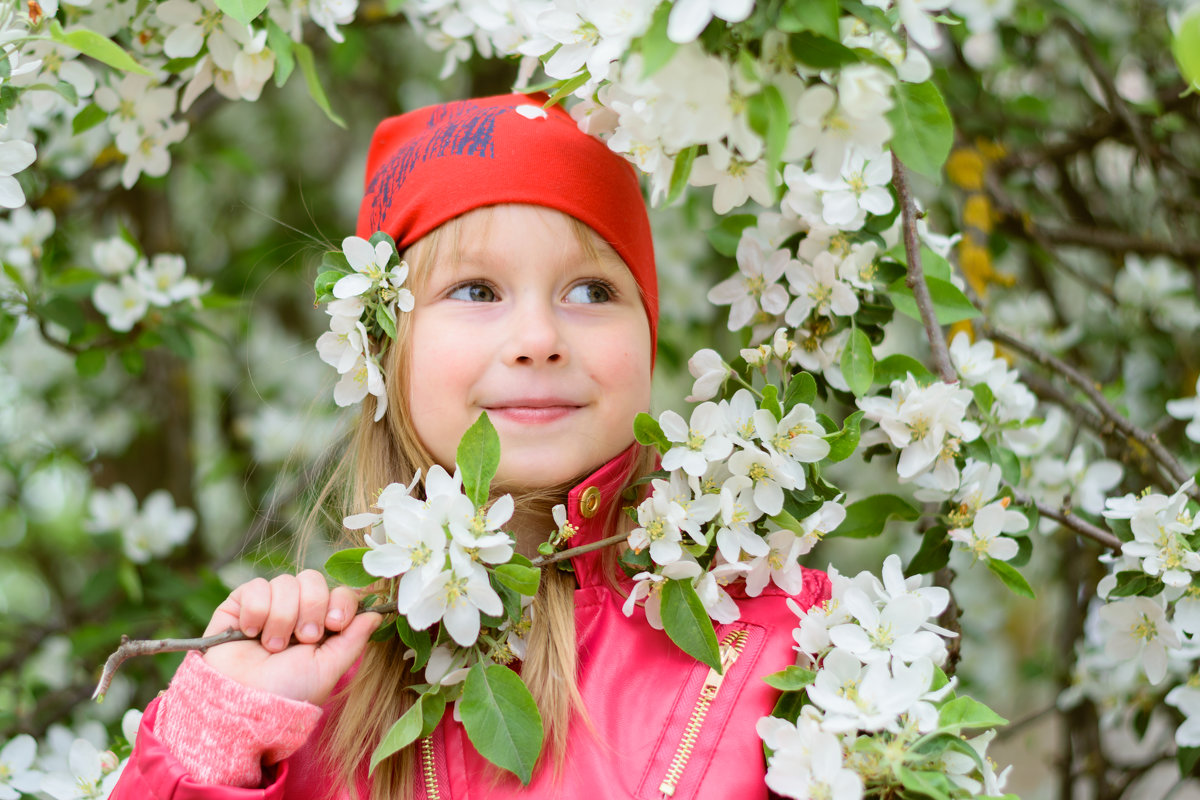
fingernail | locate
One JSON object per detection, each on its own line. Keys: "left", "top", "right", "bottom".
{"left": 301, "top": 623, "right": 319, "bottom": 639}
{"left": 245, "top": 626, "right": 259, "bottom": 638}
{"left": 267, "top": 637, "right": 285, "bottom": 651}
{"left": 328, "top": 609, "right": 344, "bottom": 623}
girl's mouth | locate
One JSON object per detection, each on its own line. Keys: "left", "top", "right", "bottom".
{"left": 484, "top": 400, "right": 583, "bottom": 424}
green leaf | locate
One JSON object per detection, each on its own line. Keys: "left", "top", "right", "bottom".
{"left": 375, "top": 302, "right": 397, "bottom": 340}
{"left": 1172, "top": 5, "right": 1200, "bottom": 90}
{"left": 460, "top": 663, "right": 544, "bottom": 785}
{"left": 787, "top": 31, "right": 860, "bottom": 69}
{"left": 762, "top": 665, "right": 816, "bottom": 691}
{"left": 639, "top": 2, "right": 678, "bottom": 78}
{"left": 0, "top": 311, "right": 16, "bottom": 346}
{"left": 971, "top": 382, "right": 995, "bottom": 414}
{"left": 75, "top": 349, "right": 107, "bottom": 377}
{"left": 314, "top": 269, "right": 343, "bottom": 303}
{"left": 938, "top": 695, "right": 1009, "bottom": 732}
{"left": 48, "top": 22, "right": 152, "bottom": 75}
{"left": 420, "top": 691, "right": 447, "bottom": 738}
{"left": 659, "top": 579, "right": 722, "bottom": 672}
{"left": 266, "top": 19, "right": 295, "bottom": 88}
{"left": 779, "top": 0, "right": 839, "bottom": 38}
{"left": 324, "top": 548, "right": 375, "bottom": 588}
{"left": 396, "top": 616, "right": 432, "bottom": 671}
{"left": 215, "top": 0, "right": 269, "bottom": 26}
{"left": 987, "top": 558, "right": 1035, "bottom": 599}
{"left": 293, "top": 42, "right": 345, "bottom": 128}
{"left": 1108, "top": 570, "right": 1165, "bottom": 598}
{"left": 543, "top": 70, "right": 590, "bottom": 108}
{"left": 840, "top": 328, "right": 874, "bottom": 397}
{"left": 835, "top": 494, "right": 920, "bottom": 539}
{"left": 760, "top": 384, "right": 783, "bottom": 421}
{"left": 457, "top": 412, "right": 501, "bottom": 508}
{"left": 885, "top": 243, "right": 952, "bottom": 281}
{"left": 887, "top": 80, "right": 954, "bottom": 179}
{"left": 71, "top": 103, "right": 107, "bottom": 135}
{"left": 1178, "top": 745, "right": 1200, "bottom": 777}
{"left": 706, "top": 214, "right": 756, "bottom": 257}
{"left": 823, "top": 410, "right": 864, "bottom": 463}
{"left": 494, "top": 563, "right": 541, "bottom": 597}
{"left": 666, "top": 144, "right": 698, "bottom": 206}
{"left": 633, "top": 411, "right": 671, "bottom": 453}
{"left": 369, "top": 696, "right": 425, "bottom": 773}
{"left": 770, "top": 690, "right": 807, "bottom": 723}
{"left": 886, "top": 275, "right": 980, "bottom": 325}
{"left": 368, "top": 230, "right": 399, "bottom": 258}
{"left": 118, "top": 560, "right": 142, "bottom": 603}
{"left": 913, "top": 732, "right": 986, "bottom": 773}
{"left": 746, "top": 85, "right": 789, "bottom": 192}
{"left": 783, "top": 371, "right": 817, "bottom": 409}
{"left": 907, "top": 525, "right": 951, "bottom": 574}
{"left": 873, "top": 353, "right": 933, "bottom": 385}
{"left": 898, "top": 767, "right": 955, "bottom": 800}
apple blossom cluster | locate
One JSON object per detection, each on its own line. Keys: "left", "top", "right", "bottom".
{"left": 757, "top": 555, "right": 1012, "bottom": 799}
{"left": 0, "top": 709, "right": 141, "bottom": 800}
{"left": 344, "top": 466, "right": 521, "bottom": 651}
{"left": 1061, "top": 480, "right": 1200, "bottom": 751}
{"left": 622, "top": 388, "right": 844, "bottom": 627}
{"left": 88, "top": 237, "right": 210, "bottom": 333}
{"left": 85, "top": 483, "right": 197, "bottom": 564}
{"left": 0, "top": 0, "right": 363, "bottom": 218}
{"left": 314, "top": 233, "right": 414, "bottom": 422}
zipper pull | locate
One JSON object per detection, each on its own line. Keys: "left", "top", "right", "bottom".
{"left": 699, "top": 638, "right": 743, "bottom": 698}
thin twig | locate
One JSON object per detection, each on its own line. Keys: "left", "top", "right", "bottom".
{"left": 531, "top": 531, "right": 628, "bottom": 567}
{"left": 1009, "top": 489, "right": 1122, "bottom": 551}
{"left": 92, "top": 530, "right": 637, "bottom": 698}
{"left": 891, "top": 153, "right": 956, "bottom": 383}
{"left": 92, "top": 599, "right": 399, "bottom": 701}
{"left": 985, "top": 325, "right": 1199, "bottom": 501}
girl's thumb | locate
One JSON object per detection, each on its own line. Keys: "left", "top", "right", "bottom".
{"left": 316, "top": 612, "right": 384, "bottom": 674}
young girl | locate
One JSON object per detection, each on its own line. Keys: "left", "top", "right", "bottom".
{"left": 110, "top": 93, "right": 831, "bottom": 800}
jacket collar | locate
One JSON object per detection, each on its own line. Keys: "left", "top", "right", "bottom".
{"left": 562, "top": 443, "right": 643, "bottom": 588}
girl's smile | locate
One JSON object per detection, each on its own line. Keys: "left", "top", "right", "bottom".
{"left": 404, "top": 204, "right": 653, "bottom": 491}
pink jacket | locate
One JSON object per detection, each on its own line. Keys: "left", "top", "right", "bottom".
{"left": 111, "top": 449, "right": 831, "bottom": 800}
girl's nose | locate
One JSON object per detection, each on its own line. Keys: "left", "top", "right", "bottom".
{"left": 503, "top": 301, "right": 567, "bottom": 366}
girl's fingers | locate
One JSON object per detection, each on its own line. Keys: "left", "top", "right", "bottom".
{"left": 327, "top": 586, "right": 360, "bottom": 633}
{"left": 261, "top": 575, "right": 300, "bottom": 652}
{"left": 232, "top": 577, "right": 272, "bottom": 639}
{"left": 295, "top": 569, "right": 331, "bottom": 643}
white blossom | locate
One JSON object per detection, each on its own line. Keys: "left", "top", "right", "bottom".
{"left": 660, "top": 402, "right": 734, "bottom": 478}
{"left": 707, "top": 234, "right": 791, "bottom": 331}
{"left": 1096, "top": 596, "right": 1180, "bottom": 685}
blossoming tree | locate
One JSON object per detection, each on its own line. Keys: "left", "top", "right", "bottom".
{"left": 2, "top": 0, "right": 1200, "bottom": 797}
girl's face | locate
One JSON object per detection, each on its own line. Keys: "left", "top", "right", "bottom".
{"left": 404, "top": 205, "right": 652, "bottom": 491}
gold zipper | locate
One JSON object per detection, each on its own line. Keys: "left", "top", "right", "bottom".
{"left": 658, "top": 629, "right": 749, "bottom": 797}
{"left": 419, "top": 735, "right": 440, "bottom": 800}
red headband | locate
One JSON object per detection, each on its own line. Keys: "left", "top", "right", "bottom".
{"left": 356, "top": 93, "right": 658, "bottom": 352}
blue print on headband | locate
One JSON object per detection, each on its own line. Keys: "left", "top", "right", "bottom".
{"left": 366, "top": 101, "right": 509, "bottom": 232}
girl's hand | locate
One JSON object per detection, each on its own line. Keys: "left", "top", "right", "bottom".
{"left": 201, "top": 570, "right": 382, "bottom": 705}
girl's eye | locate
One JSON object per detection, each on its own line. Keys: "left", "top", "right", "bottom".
{"left": 448, "top": 283, "right": 497, "bottom": 302}
{"left": 565, "top": 281, "right": 613, "bottom": 304}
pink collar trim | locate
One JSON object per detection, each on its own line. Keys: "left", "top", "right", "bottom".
{"left": 563, "top": 444, "right": 644, "bottom": 587}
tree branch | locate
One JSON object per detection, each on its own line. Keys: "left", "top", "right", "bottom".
{"left": 531, "top": 531, "right": 629, "bottom": 567}
{"left": 892, "top": 152, "right": 956, "bottom": 383}
{"left": 92, "top": 598, "right": 401, "bottom": 701}
{"left": 1009, "top": 489, "right": 1122, "bottom": 550}
{"left": 984, "top": 325, "right": 1199, "bottom": 500}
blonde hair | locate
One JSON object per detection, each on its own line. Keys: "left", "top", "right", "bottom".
{"left": 300, "top": 208, "right": 656, "bottom": 800}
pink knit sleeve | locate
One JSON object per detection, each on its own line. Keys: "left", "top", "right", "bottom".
{"left": 154, "top": 651, "right": 324, "bottom": 788}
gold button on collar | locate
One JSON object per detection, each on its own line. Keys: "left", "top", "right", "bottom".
{"left": 579, "top": 486, "right": 602, "bottom": 518}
